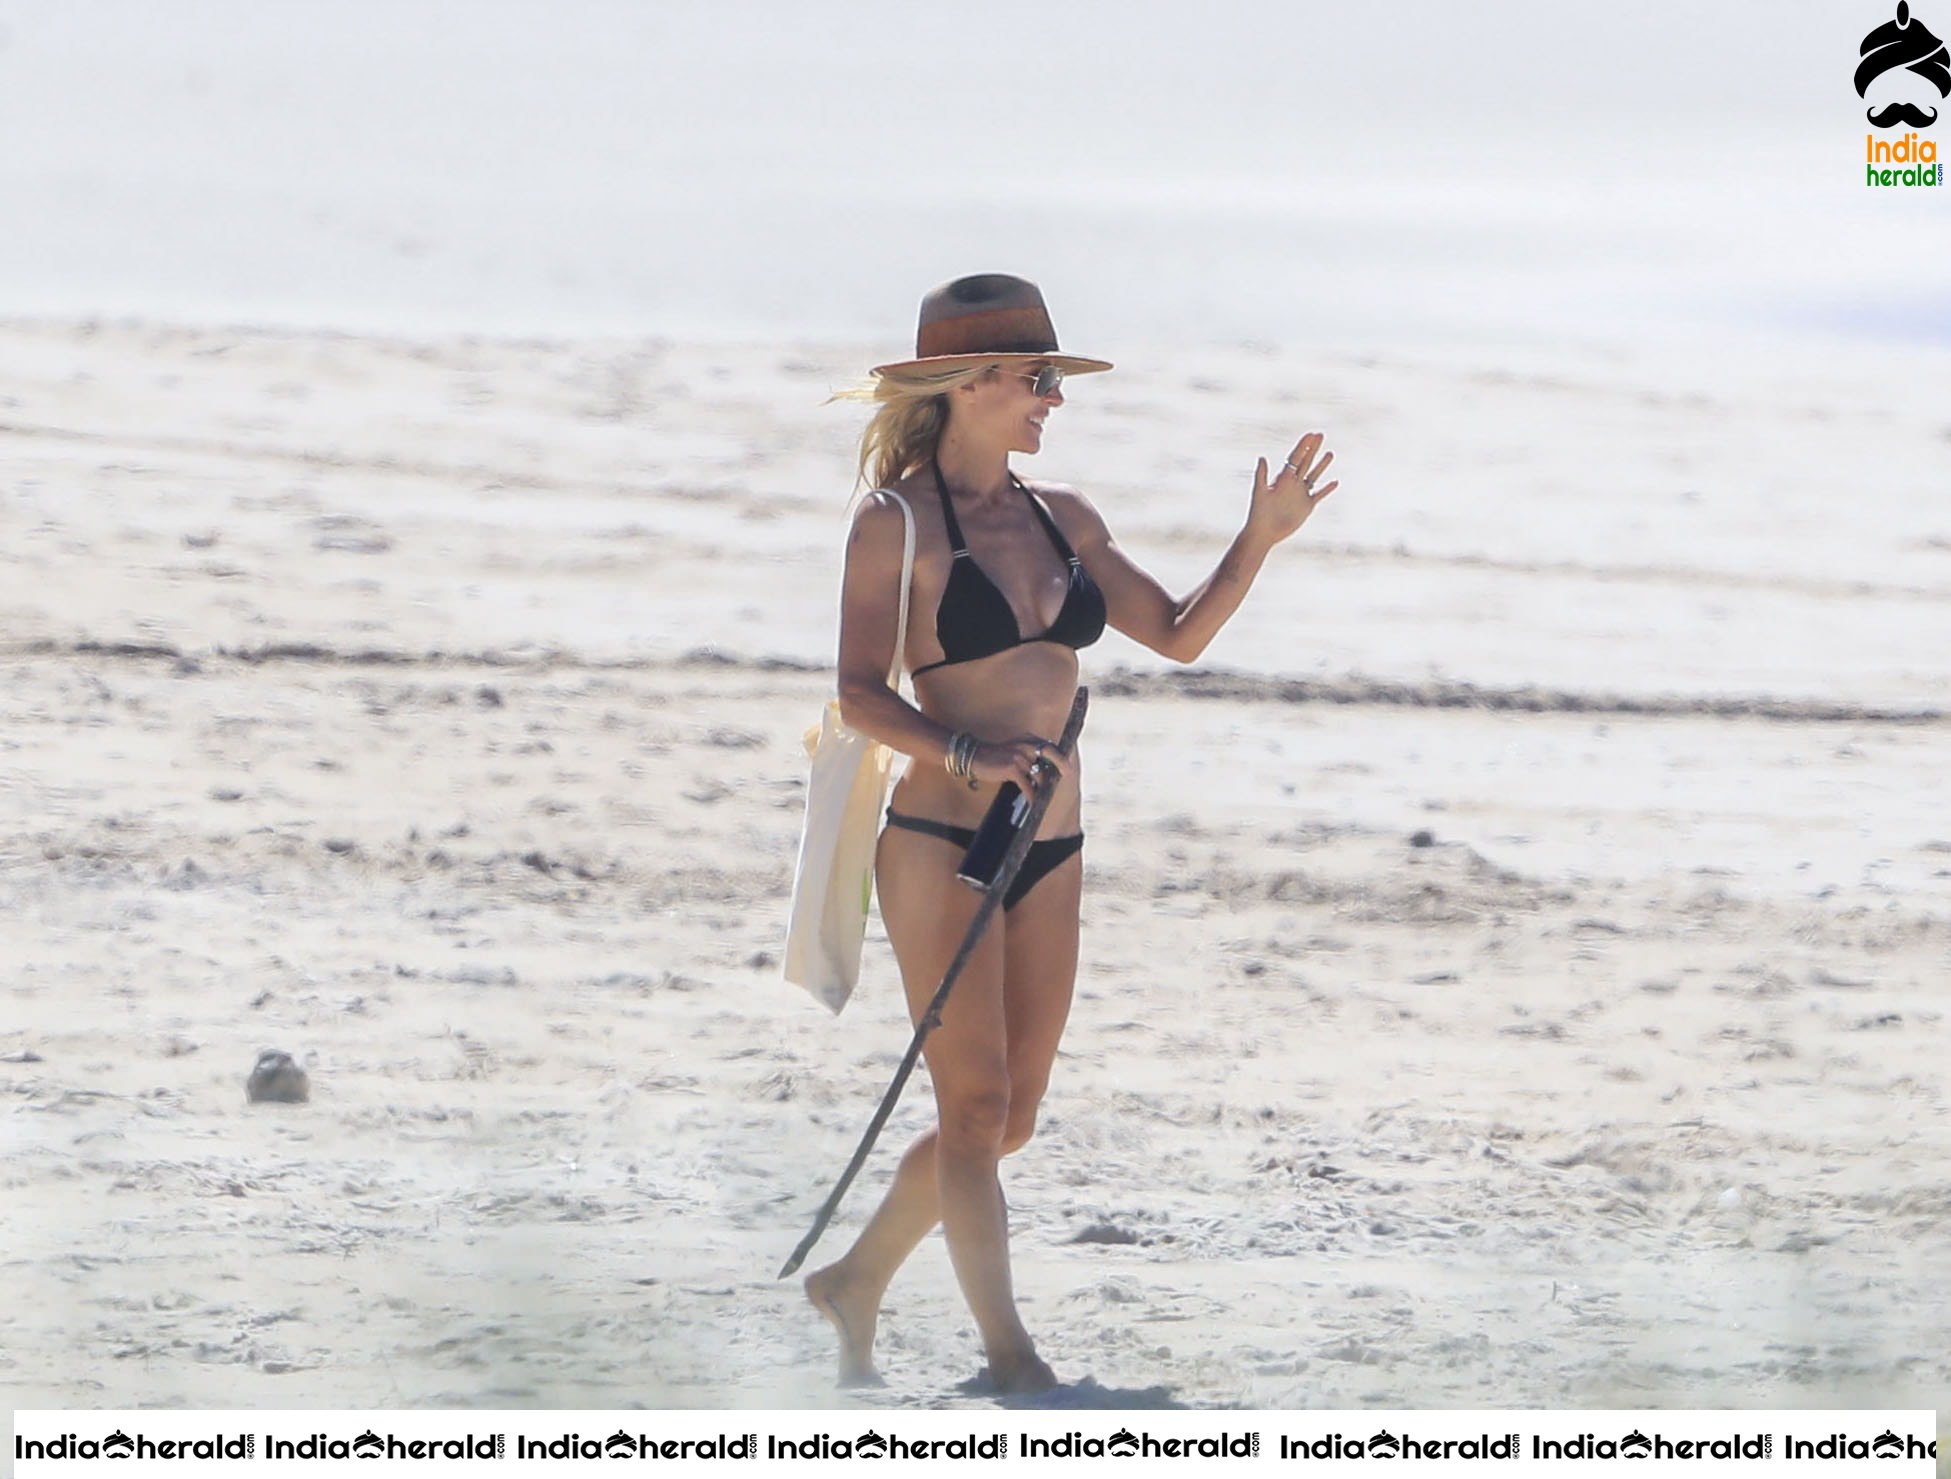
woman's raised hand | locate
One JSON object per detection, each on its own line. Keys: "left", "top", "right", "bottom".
{"left": 1248, "top": 431, "right": 1338, "bottom": 545}
{"left": 973, "top": 734, "right": 1069, "bottom": 795}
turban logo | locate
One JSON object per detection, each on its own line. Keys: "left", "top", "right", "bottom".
{"left": 1857, "top": 1, "right": 1951, "bottom": 127}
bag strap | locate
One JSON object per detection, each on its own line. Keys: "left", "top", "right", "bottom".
{"left": 862, "top": 488, "right": 915, "bottom": 691}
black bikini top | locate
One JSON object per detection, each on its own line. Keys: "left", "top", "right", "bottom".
{"left": 912, "top": 460, "right": 1107, "bottom": 678}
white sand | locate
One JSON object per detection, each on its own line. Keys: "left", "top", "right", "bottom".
{"left": 2, "top": 320, "right": 1947, "bottom": 1426}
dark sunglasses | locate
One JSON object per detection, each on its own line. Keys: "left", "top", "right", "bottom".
{"left": 1012, "top": 365, "right": 1065, "bottom": 397}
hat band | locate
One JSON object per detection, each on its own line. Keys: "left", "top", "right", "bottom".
{"left": 915, "top": 304, "right": 1060, "bottom": 360}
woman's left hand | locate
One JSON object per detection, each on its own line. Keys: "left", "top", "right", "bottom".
{"left": 1247, "top": 431, "right": 1338, "bottom": 546}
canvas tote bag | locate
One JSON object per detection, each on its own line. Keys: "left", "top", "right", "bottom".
{"left": 783, "top": 490, "right": 915, "bottom": 1013}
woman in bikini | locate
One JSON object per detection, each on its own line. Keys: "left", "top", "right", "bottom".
{"left": 805, "top": 274, "right": 1338, "bottom": 1393}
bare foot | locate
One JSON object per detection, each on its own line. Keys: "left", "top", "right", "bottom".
{"left": 804, "top": 1264, "right": 885, "bottom": 1388}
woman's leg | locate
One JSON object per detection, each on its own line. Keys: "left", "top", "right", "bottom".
{"left": 805, "top": 827, "right": 1082, "bottom": 1389}
{"left": 996, "top": 846, "right": 1082, "bottom": 1156}
{"left": 952, "top": 843, "right": 1081, "bottom": 1391}
{"left": 806, "top": 825, "right": 996, "bottom": 1384}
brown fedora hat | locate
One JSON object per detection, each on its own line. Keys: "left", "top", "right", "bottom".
{"left": 872, "top": 273, "right": 1112, "bottom": 379}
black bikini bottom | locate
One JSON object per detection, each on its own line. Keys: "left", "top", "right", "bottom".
{"left": 883, "top": 808, "right": 1084, "bottom": 912}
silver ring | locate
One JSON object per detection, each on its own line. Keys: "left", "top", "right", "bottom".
{"left": 1283, "top": 460, "right": 1303, "bottom": 475}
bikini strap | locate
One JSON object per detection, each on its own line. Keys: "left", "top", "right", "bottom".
{"left": 930, "top": 456, "right": 971, "bottom": 558}
{"left": 1011, "top": 473, "right": 1082, "bottom": 568}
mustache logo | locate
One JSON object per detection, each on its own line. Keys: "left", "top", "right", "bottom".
{"left": 1857, "top": 1, "right": 1951, "bottom": 125}
{"left": 1868, "top": 100, "right": 1941, "bottom": 125}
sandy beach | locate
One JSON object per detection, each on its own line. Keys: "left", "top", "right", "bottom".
{"left": 2, "top": 317, "right": 1946, "bottom": 1427}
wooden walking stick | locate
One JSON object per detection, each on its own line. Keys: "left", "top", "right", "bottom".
{"left": 779, "top": 686, "right": 1089, "bottom": 1279}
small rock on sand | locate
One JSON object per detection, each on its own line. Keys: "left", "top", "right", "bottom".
{"left": 246, "top": 1050, "right": 310, "bottom": 1105}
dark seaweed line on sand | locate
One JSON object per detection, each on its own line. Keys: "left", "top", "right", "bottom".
{"left": 12, "top": 639, "right": 1943, "bottom": 727}
{"left": 1090, "top": 668, "right": 1946, "bottom": 725}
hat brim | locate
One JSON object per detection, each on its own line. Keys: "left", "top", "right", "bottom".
{"left": 870, "top": 351, "right": 1114, "bottom": 379}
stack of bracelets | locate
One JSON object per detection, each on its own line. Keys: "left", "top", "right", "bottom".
{"left": 943, "top": 731, "right": 979, "bottom": 785}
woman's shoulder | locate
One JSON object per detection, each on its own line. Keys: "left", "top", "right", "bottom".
{"left": 1017, "top": 477, "right": 1108, "bottom": 539}
{"left": 852, "top": 482, "right": 917, "bottom": 526}
{"left": 1017, "top": 475, "right": 1092, "bottom": 509}
{"left": 846, "top": 479, "right": 939, "bottom": 570}
{"left": 856, "top": 472, "right": 954, "bottom": 545}
{"left": 859, "top": 470, "right": 940, "bottom": 516}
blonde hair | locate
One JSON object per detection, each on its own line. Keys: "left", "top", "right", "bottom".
{"left": 831, "top": 363, "right": 996, "bottom": 491}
